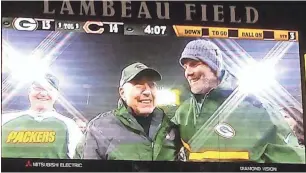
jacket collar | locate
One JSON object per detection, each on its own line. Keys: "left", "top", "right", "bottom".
{"left": 25, "top": 109, "right": 57, "bottom": 121}
{"left": 115, "top": 101, "right": 164, "bottom": 140}
{"left": 191, "top": 85, "right": 229, "bottom": 103}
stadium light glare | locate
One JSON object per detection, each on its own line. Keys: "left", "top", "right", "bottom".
{"left": 6, "top": 51, "right": 50, "bottom": 82}
{"left": 237, "top": 60, "right": 276, "bottom": 94}
{"left": 156, "top": 89, "right": 179, "bottom": 106}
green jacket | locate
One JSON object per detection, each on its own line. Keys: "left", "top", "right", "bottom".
{"left": 172, "top": 88, "right": 305, "bottom": 163}
{"left": 81, "top": 104, "right": 182, "bottom": 160}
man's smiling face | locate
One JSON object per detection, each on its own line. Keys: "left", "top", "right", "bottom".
{"left": 120, "top": 76, "right": 157, "bottom": 116}
{"left": 28, "top": 82, "right": 58, "bottom": 110}
{"left": 182, "top": 59, "right": 218, "bottom": 95}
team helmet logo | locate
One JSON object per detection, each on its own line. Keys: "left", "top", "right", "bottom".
{"left": 13, "top": 18, "right": 38, "bottom": 31}
{"left": 214, "top": 123, "right": 235, "bottom": 138}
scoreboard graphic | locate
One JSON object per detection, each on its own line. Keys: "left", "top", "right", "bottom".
{"left": 1, "top": 17, "right": 299, "bottom": 42}
{"left": 172, "top": 25, "right": 298, "bottom": 41}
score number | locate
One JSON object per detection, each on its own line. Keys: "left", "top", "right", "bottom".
{"left": 144, "top": 25, "right": 167, "bottom": 35}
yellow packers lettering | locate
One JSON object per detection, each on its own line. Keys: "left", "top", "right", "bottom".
{"left": 6, "top": 131, "right": 56, "bottom": 143}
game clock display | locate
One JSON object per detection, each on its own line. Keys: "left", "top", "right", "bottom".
{"left": 143, "top": 25, "right": 167, "bottom": 35}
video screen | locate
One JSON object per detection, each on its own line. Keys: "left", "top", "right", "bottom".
{"left": 1, "top": 18, "right": 305, "bottom": 164}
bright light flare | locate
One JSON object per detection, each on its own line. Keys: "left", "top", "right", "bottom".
{"left": 156, "top": 89, "right": 180, "bottom": 106}
{"left": 237, "top": 60, "right": 277, "bottom": 94}
{"left": 5, "top": 50, "right": 50, "bottom": 82}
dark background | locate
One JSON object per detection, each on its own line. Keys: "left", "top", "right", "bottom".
{"left": 1, "top": 1, "right": 306, "bottom": 30}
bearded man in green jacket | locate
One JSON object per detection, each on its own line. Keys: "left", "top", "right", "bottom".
{"left": 82, "top": 62, "right": 182, "bottom": 160}
{"left": 172, "top": 39, "right": 305, "bottom": 163}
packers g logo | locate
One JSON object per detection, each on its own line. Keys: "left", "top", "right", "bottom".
{"left": 134, "top": 64, "right": 147, "bottom": 70}
{"left": 214, "top": 123, "right": 235, "bottom": 139}
{"left": 13, "top": 18, "right": 38, "bottom": 31}
{"left": 6, "top": 131, "right": 56, "bottom": 143}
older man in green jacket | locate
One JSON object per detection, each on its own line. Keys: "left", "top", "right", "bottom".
{"left": 82, "top": 62, "right": 182, "bottom": 160}
{"left": 172, "top": 39, "right": 305, "bottom": 163}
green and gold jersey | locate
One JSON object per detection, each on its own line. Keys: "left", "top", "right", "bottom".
{"left": 172, "top": 88, "right": 305, "bottom": 163}
{"left": 2, "top": 110, "right": 83, "bottom": 159}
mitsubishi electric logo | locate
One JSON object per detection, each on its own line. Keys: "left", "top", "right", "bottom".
{"left": 25, "top": 160, "right": 32, "bottom": 167}
{"left": 24, "top": 161, "right": 83, "bottom": 168}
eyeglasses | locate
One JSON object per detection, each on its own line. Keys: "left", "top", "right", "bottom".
{"left": 32, "top": 86, "right": 48, "bottom": 92}
{"left": 31, "top": 84, "right": 54, "bottom": 92}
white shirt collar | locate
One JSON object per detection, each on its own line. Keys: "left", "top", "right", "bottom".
{"left": 25, "top": 109, "right": 57, "bottom": 121}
